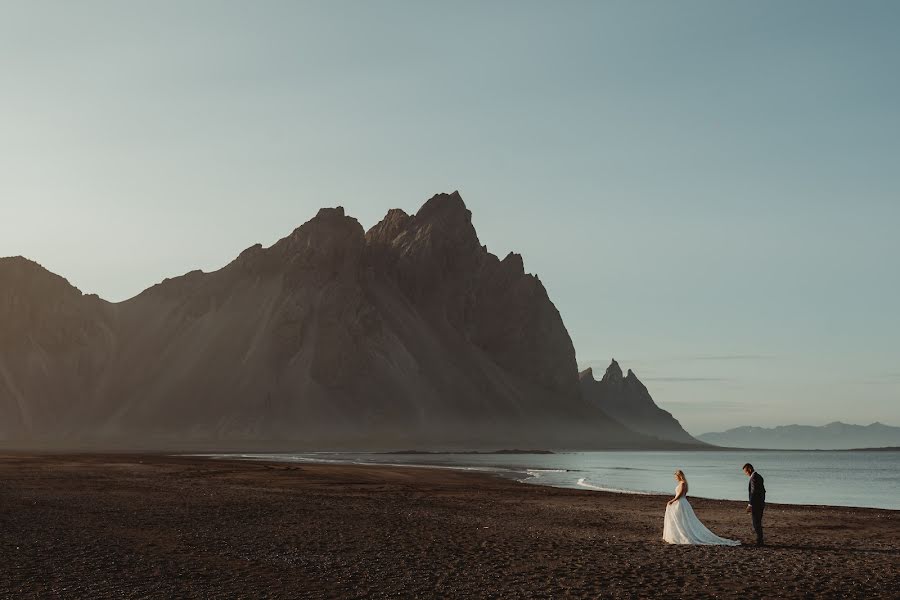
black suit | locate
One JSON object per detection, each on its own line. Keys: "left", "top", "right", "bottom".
{"left": 748, "top": 471, "right": 766, "bottom": 545}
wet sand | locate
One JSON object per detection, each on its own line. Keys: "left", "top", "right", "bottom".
{"left": 1, "top": 454, "right": 897, "bottom": 599}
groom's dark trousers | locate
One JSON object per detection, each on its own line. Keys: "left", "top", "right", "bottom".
{"left": 749, "top": 471, "right": 766, "bottom": 545}
{"left": 751, "top": 503, "right": 764, "bottom": 545}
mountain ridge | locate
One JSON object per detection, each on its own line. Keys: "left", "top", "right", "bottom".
{"left": 699, "top": 422, "right": 900, "bottom": 450}
{"left": 1, "top": 192, "right": 701, "bottom": 451}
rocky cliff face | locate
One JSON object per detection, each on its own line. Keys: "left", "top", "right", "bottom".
{"left": 0, "top": 193, "right": 678, "bottom": 450}
{"left": 579, "top": 360, "right": 701, "bottom": 445}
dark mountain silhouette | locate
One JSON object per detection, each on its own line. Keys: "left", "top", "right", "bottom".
{"left": 578, "top": 360, "right": 701, "bottom": 445}
{"left": 698, "top": 422, "right": 900, "bottom": 450}
{"left": 0, "top": 192, "right": 697, "bottom": 450}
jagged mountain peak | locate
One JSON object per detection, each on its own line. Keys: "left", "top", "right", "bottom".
{"left": 365, "top": 208, "right": 412, "bottom": 249}
{"left": 500, "top": 252, "right": 525, "bottom": 275}
{"left": 297, "top": 205, "right": 363, "bottom": 236}
{"left": 273, "top": 206, "right": 367, "bottom": 274}
{"left": 366, "top": 192, "right": 479, "bottom": 254}
{"left": 316, "top": 206, "right": 345, "bottom": 219}
{"left": 411, "top": 192, "right": 479, "bottom": 251}
{"left": 601, "top": 359, "right": 624, "bottom": 383}
{"left": 415, "top": 190, "right": 469, "bottom": 221}
{"left": 580, "top": 359, "right": 700, "bottom": 445}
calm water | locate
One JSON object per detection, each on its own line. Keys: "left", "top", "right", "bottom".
{"left": 209, "top": 450, "right": 900, "bottom": 510}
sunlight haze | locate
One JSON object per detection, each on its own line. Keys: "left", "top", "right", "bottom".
{"left": 2, "top": 1, "right": 898, "bottom": 433}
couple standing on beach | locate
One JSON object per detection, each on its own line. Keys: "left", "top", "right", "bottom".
{"left": 662, "top": 463, "right": 766, "bottom": 547}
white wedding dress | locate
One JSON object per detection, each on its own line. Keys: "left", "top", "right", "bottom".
{"left": 663, "top": 485, "right": 740, "bottom": 545}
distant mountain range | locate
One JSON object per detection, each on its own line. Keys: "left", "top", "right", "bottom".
{"left": 0, "top": 192, "right": 702, "bottom": 451}
{"left": 698, "top": 422, "right": 900, "bottom": 450}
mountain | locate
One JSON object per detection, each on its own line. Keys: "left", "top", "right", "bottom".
{"left": 578, "top": 360, "right": 701, "bottom": 445}
{"left": 698, "top": 422, "right": 900, "bottom": 450}
{"left": 0, "top": 256, "right": 117, "bottom": 439}
{"left": 0, "top": 192, "right": 690, "bottom": 450}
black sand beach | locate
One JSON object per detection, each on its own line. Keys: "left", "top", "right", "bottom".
{"left": 1, "top": 454, "right": 897, "bottom": 598}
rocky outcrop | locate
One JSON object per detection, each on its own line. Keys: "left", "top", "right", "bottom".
{"left": 0, "top": 193, "right": 686, "bottom": 450}
{"left": 579, "top": 360, "right": 701, "bottom": 445}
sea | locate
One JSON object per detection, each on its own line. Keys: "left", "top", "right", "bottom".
{"left": 206, "top": 449, "right": 900, "bottom": 511}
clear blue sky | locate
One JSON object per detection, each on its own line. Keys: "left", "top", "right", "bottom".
{"left": 2, "top": 1, "right": 898, "bottom": 433}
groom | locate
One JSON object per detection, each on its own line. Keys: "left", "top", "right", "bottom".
{"left": 742, "top": 463, "right": 766, "bottom": 546}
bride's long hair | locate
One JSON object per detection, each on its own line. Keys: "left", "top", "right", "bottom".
{"left": 674, "top": 470, "right": 686, "bottom": 483}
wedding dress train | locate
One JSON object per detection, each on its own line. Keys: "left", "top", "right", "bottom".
{"left": 663, "top": 492, "right": 740, "bottom": 545}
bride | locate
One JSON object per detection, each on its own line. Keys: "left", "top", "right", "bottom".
{"left": 663, "top": 470, "right": 740, "bottom": 545}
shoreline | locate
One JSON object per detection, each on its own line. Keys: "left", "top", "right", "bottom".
{"left": 1, "top": 453, "right": 897, "bottom": 598}
{"left": 198, "top": 451, "right": 900, "bottom": 512}
{"left": 4, "top": 441, "right": 893, "bottom": 452}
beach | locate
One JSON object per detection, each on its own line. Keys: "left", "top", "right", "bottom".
{"left": 1, "top": 454, "right": 897, "bottom": 599}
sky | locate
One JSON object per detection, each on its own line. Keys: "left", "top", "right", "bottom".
{"left": 1, "top": 1, "right": 898, "bottom": 434}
